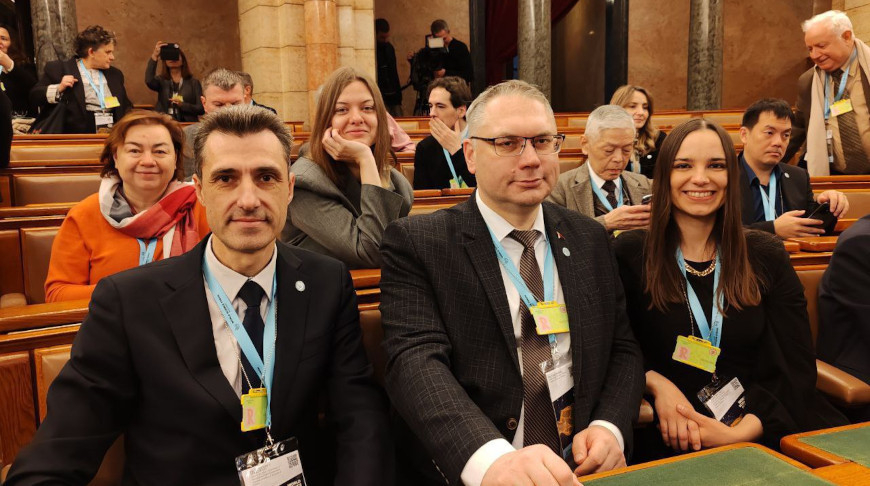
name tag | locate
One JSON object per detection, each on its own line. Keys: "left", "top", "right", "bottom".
{"left": 236, "top": 438, "right": 307, "bottom": 486}
{"left": 831, "top": 98, "right": 854, "bottom": 117}
{"left": 104, "top": 96, "right": 121, "bottom": 109}
{"left": 530, "top": 301, "right": 569, "bottom": 335}
{"left": 241, "top": 388, "right": 268, "bottom": 432}
{"left": 94, "top": 111, "right": 114, "bottom": 133}
{"left": 672, "top": 335, "right": 720, "bottom": 373}
{"left": 448, "top": 176, "right": 467, "bottom": 189}
{"left": 697, "top": 376, "right": 745, "bottom": 426}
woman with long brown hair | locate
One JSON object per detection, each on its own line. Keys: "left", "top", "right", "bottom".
{"left": 613, "top": 118, "right": 845, "bottom": 460}
{"left": 610, "top": 85, "right": 666, "bottom": 178}
{"left": 283, "top": 66, "right": 413, "bottom": 268}
{"left": 145, "top": 41, "right": 204, "bottom": 122}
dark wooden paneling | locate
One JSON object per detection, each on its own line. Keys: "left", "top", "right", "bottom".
{"left": 0, "top": 352, "right": 36, "bottom": 466}
{"left": 0, "top": 230, "right": 23, "bottom": 296}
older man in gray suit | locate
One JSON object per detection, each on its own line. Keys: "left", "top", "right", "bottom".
{"left": 380, "top": 81, "right": 644, "bottom": 486}
{"left": 548, "top": 105, "right": 651, "bottom": 233}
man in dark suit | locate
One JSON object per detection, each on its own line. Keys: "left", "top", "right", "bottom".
{"left": 239, "top": 71, "right": 278, "bottom": 115}
{"left": 5, "top": 105, "right": 392, "bottom": 486}
{"left": 380, "top": 80, "right": 644, "bottom": 486}
{"left": 430, "top": 19, "right": 473, "bottom": 84}
{"left": 739, "top": 98, "right": 849, "bottom": 238}
{"left": 29, "top": 25, "right": 131, "bottom": 134}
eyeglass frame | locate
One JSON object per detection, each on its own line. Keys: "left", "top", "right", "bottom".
{"left": 467, "top": 134, "right": 566, "bottom": 157}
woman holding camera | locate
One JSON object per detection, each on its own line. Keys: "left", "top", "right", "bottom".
{"left": 145, "top": 41, "right": 203, "bottom": 122}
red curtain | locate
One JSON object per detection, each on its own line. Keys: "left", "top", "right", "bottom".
{"left": 485, "top": 0, "right": 579, "bottom": 86}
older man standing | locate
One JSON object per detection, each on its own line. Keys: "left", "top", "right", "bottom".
{"left": 548, "top": 105, "right": 651, "bottom": 233}
{"left": 786, "top": 10, "right": 870, "bottom": 175}
{"left": 381, "top": 80, "right": 643, "bottom": 486}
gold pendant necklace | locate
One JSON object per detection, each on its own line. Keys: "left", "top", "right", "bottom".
{"left": 685, "top": 258, "right": 716, "bottom": 277}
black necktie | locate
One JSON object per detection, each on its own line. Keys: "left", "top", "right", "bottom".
{"left": 602, "top": 179, "right": 619, "bottom": 209}
{"left": 238, "top": 280, "right": 265, "bottom": 394}
{"left": 508, "top": 230, "right": 562, "bottom": 454}
{"left": 831, "top": 69, "right": 870, "bottom": 174}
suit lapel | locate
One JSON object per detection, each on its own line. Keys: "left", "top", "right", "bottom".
{"left": 161, "top": 240, "right": 241, "bottom": 423}
{"left": 738, "top": 160, "right": 758, "bottom": 223}
{"left": 461, "top": 196, "right": 520, "bottom": 373}
{"left": 66, "top": 59, "right": 87, "bottom": 117}
{"left": 571, "top": 166, "right": 595, "bottom": 216}
{"left": 779, "top": 164, "right": 804, "bottom": 211}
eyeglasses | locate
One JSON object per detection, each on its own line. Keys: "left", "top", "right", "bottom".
{"left": 469, "top": 134, "right": 565, "bottom": 157}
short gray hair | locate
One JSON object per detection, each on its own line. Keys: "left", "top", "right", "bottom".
{"left": 466, "top": 79, "right": 554, "bottom": 136}
{"left": 202, "top": 68, "right": 245, "bottom": 93}
{"left": 584, "top": 105, "right": 636, "bottom": 141}
{"left": 238, "top": 71, "right": 254, "bottom": 90}
{"left": 802, "top": 10, "right": 852, "bottom": 35}
{"left": 193, "top": 104, "right": 294, "bottom": 179}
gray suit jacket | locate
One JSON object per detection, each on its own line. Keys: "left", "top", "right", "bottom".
{"left": 379, "top": 196, "right": 644, "bottom": 484}
{"left": 182, "top": 123, "right": 199, "bottom": 180}
{"left": 547, "top": 164, "right": 651, "bottom": 228}
{"left": 282, "top": 156, "right": 413, "bottom": 269}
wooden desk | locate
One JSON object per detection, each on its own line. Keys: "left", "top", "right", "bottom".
{"left": 812, "top": 462, "right": 870, "bottom": 485}
{"left": 789, "top": 236, "right": 839, "bottom": 252}
{"left": 781, "top": 421, "right": 870, "bottom": 468}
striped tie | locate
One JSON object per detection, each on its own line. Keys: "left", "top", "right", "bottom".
{"left": 602, "top": 180, "right": 619, "bottom": 209}
{"left": 832, "top": 70, "right": 870, "bottom": 174}
{"left": 508, "top": 229, "right": 562, "bottom": 454}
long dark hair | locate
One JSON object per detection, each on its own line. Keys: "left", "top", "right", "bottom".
{"left": 0, "top": 24, "right": 31, "bottom": 65}
{"left": 644, "top": 118, "right": 760, "bottom": 313}
{"left": 158, "top": 49, "right": 193, "bottom": 80}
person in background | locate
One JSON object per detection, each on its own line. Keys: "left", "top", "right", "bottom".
{"left": 614, "top": 118, "right": 846, "bottom": 461}
{"left": 0, "top": 86, "right": 11, "bottom": 169}
{"left": 0, "top": 23, "right": 38, "bottom": 119}
{"left": 376, "top": 18, "right": 403, "bottom": 117}
{"left": 610, "top": 85, "right": 666, "bottom": 178}
{"left": 238, "top": 71, "right": 277, "bottom": 115}
{"left": 283, "top": 66, "right": 413, "bottom": 269}
{"left": 44, "top": 110, "right": 208, "bottom": 302}
{"left": 430, "top": 19, "right": 473, "bottom": 84}
{"left": 413, "top": 76, "right": 475, "bottom": 189}
{"left": 145, "top": 41, "right": 204, "bottom": 122}
{"left": 30, "top": 25, "right": 131, "bottom": 133}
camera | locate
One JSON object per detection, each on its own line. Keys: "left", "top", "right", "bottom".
{"left": 160, "top": 43, "right": 181, "bottom": 61}
{"left": 408, "top": 35, "right": 448, "bottom": 115}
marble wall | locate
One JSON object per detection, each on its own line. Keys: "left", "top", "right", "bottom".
{"left": 373, "top": 0, "right": 470, "bottom": 115}
{"left": 75, "top": 0, "right": 242, "bottom": 107}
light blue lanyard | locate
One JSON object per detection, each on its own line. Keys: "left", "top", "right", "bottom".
{"left": 78, "top": 59, "right": 107, "bottom": 109}
{"left": 591, "top": 177, "right": 624, "bottom": 212}
{"left": 487, "top": 226, "right": 558, "bottom": 346}
{"left": 202, "top": 256, "right": 278, "bottom": 427}
{"left": 441, "top": 126, "right": 469, "bottom": 182}
{"left": 759, "top": 173, "right": 778, "bottom": 222}
{"left": 136, "top": 238, "right": 157, "bottom": 266}
{"left": 675, "top": 248, "right": 723, "bottom": 348}
{"left": 824, "top": 48, "right": 858, "bottom": 120}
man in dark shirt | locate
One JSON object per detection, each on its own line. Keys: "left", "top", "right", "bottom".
{"left": 413, "top": 76, "right": 475, "bottom": 189}
{"left": 738, "top": 98, "right": 849, "bottom": 238}
{"left": 376, "top": 18, "right": 403, "bottom": 117}
{"left": 430, "top": 19, "right": 473, "bottom": 84}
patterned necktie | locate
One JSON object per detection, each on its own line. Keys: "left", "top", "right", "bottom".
{"left": 508, "top": 229, "right": 562, "bottom": 454}
{"left": 602, "top": 179, "right": 619, "bottom": 209}
{"left": 831, "top": 69, "right": 870, "bottom": 174}
{"left": 238, "top": 280, "right": 265, "bottom": 394}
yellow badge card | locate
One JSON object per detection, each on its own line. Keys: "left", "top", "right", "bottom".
{"left": 104, "top": 96, "right": 121, "bottom": 109}
{"left": 672, "top": 335, "right": 720, "bottom": 373}
{"left": 449, "top": 177, "right": 468, "bottom": 189}
{"left": 240, "top": 387, "right": 267, "bottom": 432}
{"left": 171, "top": 93, "right": 184, "bottom": 103}
{"left": 831, "top": 98, "right": 854, "bottom": 117}
{"left": 1, "top": 82, "right": 5, "bottom": 92}
{"left": 530, "top": 302, "right": 569, "bottom": 335}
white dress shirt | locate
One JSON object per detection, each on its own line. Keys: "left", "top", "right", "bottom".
{"left": 203, "top": 236, "right": 277, "bottom": 395}
{"left": 460, "top": 193, "right": 624, "bottom": 486}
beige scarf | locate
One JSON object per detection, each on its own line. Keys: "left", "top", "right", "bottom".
{"left": 806, "top": 39, "right": 870, "bottom": 176}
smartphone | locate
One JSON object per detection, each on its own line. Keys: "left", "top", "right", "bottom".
{"left": 641, "top": 194, "right": 653, "bottom": 205}
{"left": 160, "top": 43, "right": 181, "bottom": 61}
{"left": 805, "top": 202, "right": 838, "bottom": 235}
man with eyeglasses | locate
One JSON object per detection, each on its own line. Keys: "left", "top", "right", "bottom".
{"left": 548, "top": 105, "right": 651, "bottom": 234}
{"left": 380, "top": 80, "right": 644, "bottom": 486}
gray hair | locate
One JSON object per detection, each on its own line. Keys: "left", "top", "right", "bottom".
{"left": 584, "top": 105, "right": 636, "bottom": 141}
{"left": 238, "top": 71, "right": 254, "bottom": 90}
{"left": 466, "top": 79, "right": 554, "bottom": 136}
{"left": 802, "top": 10, "right": 852, "bottom": 35}
{"left": 202, "top": 68, "right": 245, "bottom": 93}
{"left": 193, "top": 104, "right": 294, "bottom": 179}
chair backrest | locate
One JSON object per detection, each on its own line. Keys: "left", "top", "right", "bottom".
{"left": 796, "top": 267, "right": 826, "bottom": 346}
{"left": 10, "top": 144, "right": 103, "bottom": 163}
{"left": 0, "top": 229, "right": 23, "bottom": 296}
{"left": 400, "top": 164, "right": 414, "bottom": 187}
{"left": 21, "top": 227, "right": 59, "bottom": 304}
{"left": 358, "top": 309, "right": 386, "bottom": 387}
{"left": 12, "top": 174, "right": 101, "bottom": 206}
{"left": 559, "top": 158, "right": 583, "bottom": 174}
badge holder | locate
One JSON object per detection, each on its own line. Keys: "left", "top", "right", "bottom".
{"left": 94, "top": 110, "right": 114, "bottom": 134}
{"left": 534, "top": 305, "right": 574, "bottom": 462}
{"left": 448, "top": 176, "right": 468, "bottom": 189}
{"left": 236, "top": 436, "right": 307, "bottom": 486}
{"left": 696, "top": 375, "right": 745, "bottom": 426}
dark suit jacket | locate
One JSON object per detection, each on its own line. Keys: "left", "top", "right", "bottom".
{"left": 253, "top": 99, "right": 278, "bottom": 115}
{"left": 379, "top": 196, "right": 644, "bottom": 484}
{"left": 413, "top": 135, "right": 476, "bottom": 189}
{"left": 739, "top": 159, "right": 833, "bottom": 234}
{"left": 144, "top": 59, "right": 204, "bottom": 122}
{"left": 30, "top": 58, "right": 131, "bottom": 134}
{"left": 818, "top": 214, "right": 870, "bottom": 384}
{"left": 444, "top": 38, "right": 473, "bottom": 83}
{"left": 1, "top": 61, "right": 38, "bottom": 117}
{"left": 6, "top": 238, "right": 392, "bottom": 486}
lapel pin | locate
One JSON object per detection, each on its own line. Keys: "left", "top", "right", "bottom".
{"left": 295, "top": 281, "right": 306, "bottom": 292}
{"left": 784, "top": 172, "right": 790, "bottom": 178}
{"left": 562, "top": 247, "right": 571, "bottom": 257}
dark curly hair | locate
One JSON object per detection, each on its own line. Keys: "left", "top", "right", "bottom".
{"left": 74, "top": 25, "right": 116, "bottom": 59}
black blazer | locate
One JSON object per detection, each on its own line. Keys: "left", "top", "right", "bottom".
{"left": 5, "top": 238, "right": 393, "bottom": 486}
{"left": 819, "top": 214, "right": 870, "bottom": 384}
{"left": 380, "top": 196, "right": 644, "bottom": 484}
{"left": 1, "top": 62, "right": 38, "bottom": 117}
{"left": 253, "top": 99, "right": 278, "bottom": 115}
{"left": 144, "top": 59, "right": 204, "bottom": 122}
{"left": 412, "top": 134, "right": 476, "bottom": 189}
{"left": 29, "top": 58, "right": 131, "bottom": 134}
{"left": 739, "top": 159, "right": 832, "bottom": 234}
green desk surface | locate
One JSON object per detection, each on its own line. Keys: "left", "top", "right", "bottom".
{"left": 585, "top": 447, "right": 833, "bottom": 485}
{"left": 800, "top": 426, "right": 870, "bottom": 468}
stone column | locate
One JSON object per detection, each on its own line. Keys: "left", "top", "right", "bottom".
{"left": 352, "top": 0, "right": 375, "bottom": 78}
{"left": 517, "top": 0, "right": 552, "bottom": 99}
{"left": 686, "top": 0, "right": 723, "bottom": 110}
{"left": 30, "top": 0, "right": 77, "bottom": 73}
{"left": 304, "top": 0, "right": 339, "bottom": 126}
